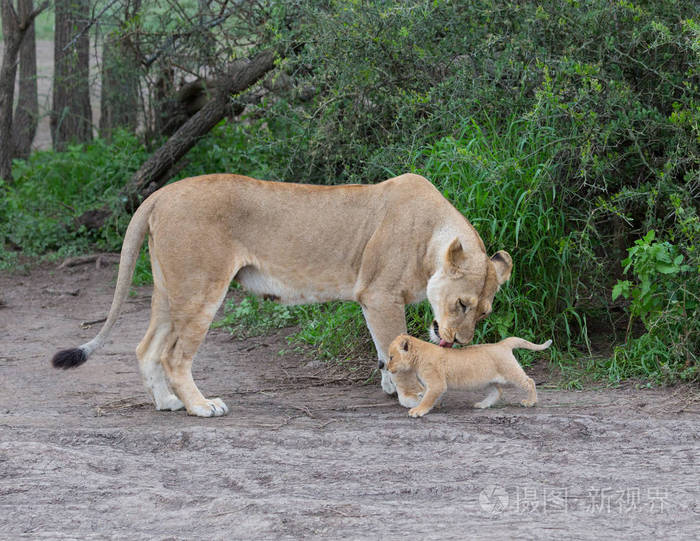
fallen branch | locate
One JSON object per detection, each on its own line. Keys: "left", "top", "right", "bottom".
{"left": 80, "top": 317, "right": 107, "bottom": 329}
{"left": 58, "top": 253, "right": 120, "bottom": 269}
{"left": 44, "top": 288, "right": 80, "bottom": 296}
{"left": 76, "top": 50, "right": 276, "bottom": 229}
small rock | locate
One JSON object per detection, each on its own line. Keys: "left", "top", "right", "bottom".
{"left": 304, "top": 360, "right": 324, "bottom": 370}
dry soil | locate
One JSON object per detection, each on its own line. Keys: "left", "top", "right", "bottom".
{"left": 0, "top": 261, "right": 698, "bottom": 540}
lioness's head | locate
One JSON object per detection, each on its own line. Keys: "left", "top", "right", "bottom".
{"left": 427, "top": 238, "right": 512, "bottom": 347}
{"left": 386, "top": 334, "right": 414, "bottom": 373}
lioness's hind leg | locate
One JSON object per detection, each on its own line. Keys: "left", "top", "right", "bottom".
{"left": 161, "top": 287, "right": 232, "bottom": 417}
{"left": 136, "top": 288, "right": 184, "bottom": 411}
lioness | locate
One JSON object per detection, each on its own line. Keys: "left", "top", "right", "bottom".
{"left": 384, "top": 334, "right": 551, "bottom": 417}
{"left": 52, "top": 173, "right": 512, "bottom": 417}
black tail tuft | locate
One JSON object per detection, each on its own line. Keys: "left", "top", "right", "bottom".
{"left": 52, "top": 348, "right": 88, "bottom": 369}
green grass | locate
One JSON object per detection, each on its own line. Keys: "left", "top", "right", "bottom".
{"left": 412, "top": 116, "right": 586, "bottom": 358}
{"left": 212, "top": 114, "right": 592, "bottom": 370}
{"left": 212, "top": 294, "right": 299, "bottom": 338}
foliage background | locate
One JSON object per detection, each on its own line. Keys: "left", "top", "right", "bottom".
{"left": 1, "top": 0, "right": 697, "bottom": 383}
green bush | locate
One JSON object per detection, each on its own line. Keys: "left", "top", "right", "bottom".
{"left": 0, "top": 131, "right": 148, "bottom": 267}
{"left": 610, "top": 226, "right": 698, "bottom": 382}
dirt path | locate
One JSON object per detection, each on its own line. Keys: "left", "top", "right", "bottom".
{"left": 0, "top": 262, "right": 698, "bottom": 539}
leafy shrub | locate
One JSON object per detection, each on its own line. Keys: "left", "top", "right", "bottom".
{"left": 0, "top": 130, "right": 147, "bottom": 266}
{"left": 610, "top": 226, "right": 698, "bottom": 382}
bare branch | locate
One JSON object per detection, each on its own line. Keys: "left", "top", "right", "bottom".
{"left": 62, "top": 0, "right": 120, "bottom": 52}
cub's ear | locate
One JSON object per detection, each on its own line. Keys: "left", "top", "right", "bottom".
{"left": 400, "top": 338, "right": 410, "bottom": 352}
{"left": 491, "top": 250, "right": 513, "bottom": 285}
{"left": 445, "top": 238, "right": 467, "bottom": 269}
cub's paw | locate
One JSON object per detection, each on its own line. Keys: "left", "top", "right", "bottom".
{"left": 408, "top": 407, "right": 428, "bottom": 418}
{"left": 155, "top": 394, "right": 185, "bottom": 411}
{"left": 473, "top": 400, "right": 491, "bottom": 409}
{"left": 188, "top": 398, "right": 229, "bottom": 417}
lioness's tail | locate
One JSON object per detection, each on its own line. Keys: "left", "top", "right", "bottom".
{"left": 501, "top": 337, "right": 553, "bottom": 352}
{"left": 51, "top": 195, "right": 158, "bottom": 369}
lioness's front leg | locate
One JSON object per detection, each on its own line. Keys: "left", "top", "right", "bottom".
{"left": 360, "top": 298, "right": 424, "bottom": 408}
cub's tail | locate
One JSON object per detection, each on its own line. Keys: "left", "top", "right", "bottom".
{"left": 51, "top": 194, "right": 158, "bottom": 369}
{"left": 501, "top": 337, "right": 553, "bottom": 352}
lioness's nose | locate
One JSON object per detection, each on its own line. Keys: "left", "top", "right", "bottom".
{"left": 378, "top": 360, "right": 385, "bottom": 370}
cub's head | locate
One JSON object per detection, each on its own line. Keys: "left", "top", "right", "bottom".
{"left": 427, "top": 238, "right": 512, "bottom": 347}
{"left": 386, "top": 334, "right": 415, "bottom": 373}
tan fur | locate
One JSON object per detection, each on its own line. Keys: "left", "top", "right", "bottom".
{"left": 387, "top": 334, "right": 551, "bottom": 417}
{"left": 57, "top": 173, "right": 512, "bottom": 416}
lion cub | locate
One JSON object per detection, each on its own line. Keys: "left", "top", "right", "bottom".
{"left": 386, "top": 334, "right": 551, "bottom": 418}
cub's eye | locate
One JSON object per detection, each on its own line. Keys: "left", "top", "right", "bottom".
{"left": 458, "top": 299, "right": 468, "bottom": 313}
{"left": 389, "top": 355, "right": 394, "bottom": 361}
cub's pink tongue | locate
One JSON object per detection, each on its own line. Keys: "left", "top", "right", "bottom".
{"left": 439, "top": 339, "right": 454, "bottom": 348}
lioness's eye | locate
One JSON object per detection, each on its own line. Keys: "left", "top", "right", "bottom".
{"left": 458, "top": 299, "right": 468, "bottom": 313}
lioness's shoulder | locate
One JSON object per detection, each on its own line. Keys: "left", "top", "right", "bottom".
{"left": 383, "top": 173, "right": 434, "bottom": 189}
{"left": 380, "top": 173, "right": 444, "bottom": 200}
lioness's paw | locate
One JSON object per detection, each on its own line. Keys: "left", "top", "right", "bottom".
{"left": 521, "top": 399, "right": 536, "bottom": 408}
{"left": 188, "top": 398, "right": 229, "bottom": 417}
{"left": 380, "top": 370, "right": 397, "bottom": 395}
{"left": 155, "top": 394, "right": 185, "bottom": 411}
{"left": 473, "top": 400, "right": 491, "bottom": 409}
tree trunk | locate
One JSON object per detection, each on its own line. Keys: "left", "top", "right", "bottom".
{"left": 99, "top": 30, "right": 139, "bottom": 139}
{"left": 0, "top": 1, "right": 23, "bottom": 180}
{"left": 12, "top": 0, "right": 38, "bottom": 159}
{"left": 99, "top": 0, "right": 141, "bottom": 140}
{"left": 51, "top": 0, "right": 92, "bottom": 151}
{"left": 76, "top": 50, "right": 275, "bottom": 229}
{"left": 0, "top": 0, "right": 45, "bottom": 180}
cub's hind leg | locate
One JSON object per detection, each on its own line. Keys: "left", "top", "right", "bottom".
{"left": 519, "top": 376, "right": 537, "bottom": 407}
{"left": 506, "top": 356, "right": 537, "bottom": 407}
{"left": 473, "top": 385, "right": 502, "bottom": 409}
{"left": 136, "top": 287, "right": 183, "bottom": 411}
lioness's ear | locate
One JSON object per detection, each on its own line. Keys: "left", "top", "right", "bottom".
{"left": 491, "top": 250, "right": 513, "bottom": 285}
{"left": 445, "top": 238, "right": 466, "bottom": 269}
{"left": 400, "top": 338, "right": 410, "bottom": 352}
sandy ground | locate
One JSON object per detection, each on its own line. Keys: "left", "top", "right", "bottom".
{"left": 0, "top": 261, "right": 698, "bottom": 539}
